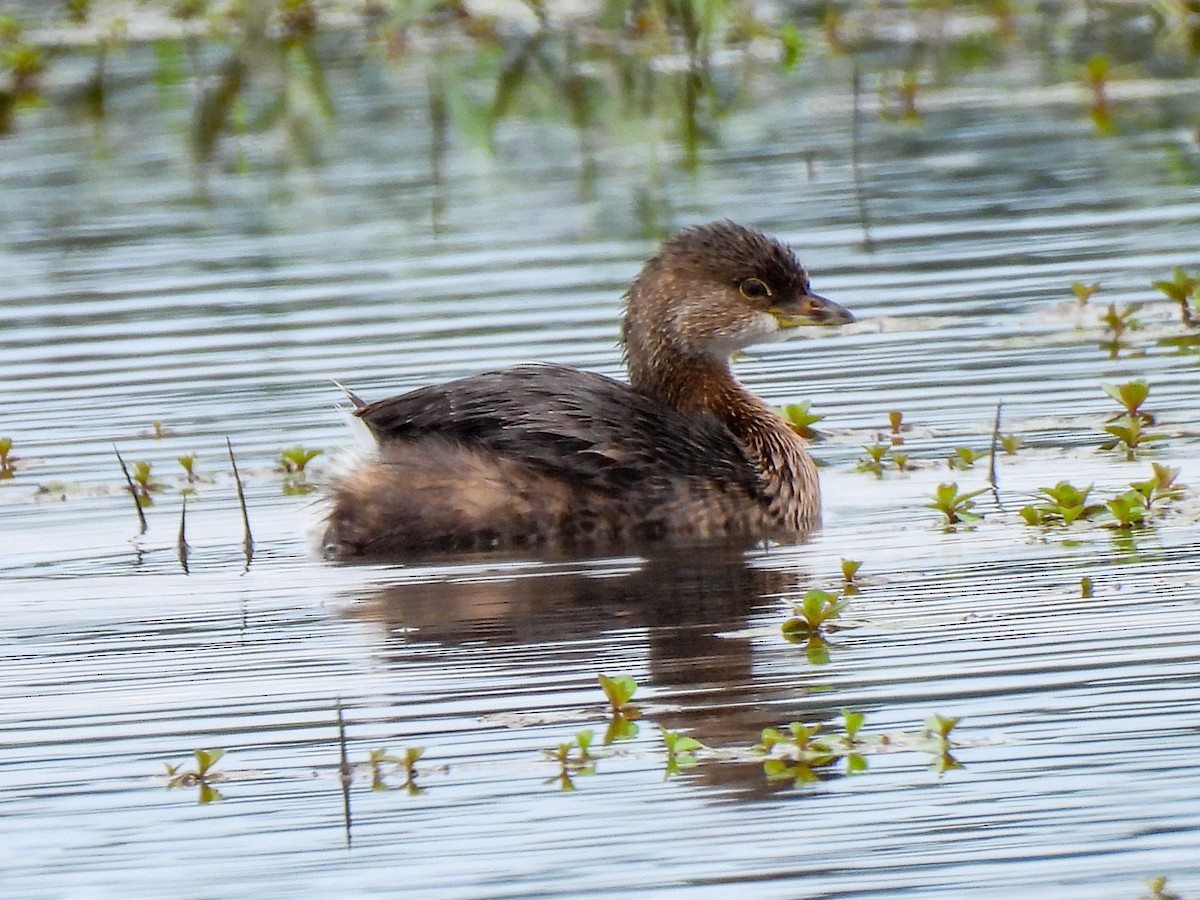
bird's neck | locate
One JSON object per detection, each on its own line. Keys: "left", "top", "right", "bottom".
{"left": 624, "top": 337, "right": 819, "bottom": 530}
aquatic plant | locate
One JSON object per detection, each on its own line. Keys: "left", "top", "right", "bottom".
{"left": 1019, "top": 481, "right": 1104, "bottom": 526}
{"left": 755, "top": 722, "right": 838, "bottom": 786}
{"left": 165, "top": 748, "right": 226, "bottom": 803}
{"left": 544, "top": 730, "right": 596, "bottom": 790}
{"left": 0, "top": 436, "right": 14, "bottom": 478}
{"left": 177, "top": 453, "right": 199, "bottom": 482}
{"left": 226, "top": 438, "right": 253, "bottom": 560}
{"left": 781, "top": 589, "right": 846, "bottom": 639}
{"left": 366, "top": 746, "right": 425, "bottom": 794}
{"left": 919, "top": 714, "right": 963, "bottom": 773}
{"left": 661, "top": 729, "right": 704, "bottom": 778}
{"left": 279, "top": 445, "right": 322, "bottom": 473}
{"left": 927, "top": 483, "right": 987, "bottom": 525}
{"left": 1141, "top": 875, "right": 1182, "bottom": 900}
{"left": 947, "top": 446, "right": 984, "bottom": 470}
{"left": 998, "top": 432, "right": 1024, "bottom": 455}
{"left": 1071, "top": 281, "right": 1100, "bottom": 306}
{"left": 888, "top": 409, "right": 905, "bottom": 443}
{"left": 1151, "top": 267, "right": 1199, "bottom": 327}
{"left": 889, "top": 449, "right": 911, "bottom": 472}
{"left": 1101, "top": 379, "right": 1153, "bottom": 423}
{"left": 1083, "top": 54, "right": 1113, "bottom": 133}
{"left": 1130, "top": 463, "right": 1187, "bottom": 509}
{"left": 780, "top": 401, "right": 824, "bottom": 440}
{"left": 840, "top": 558, "right": 861, "bottom": 585}
{"left": 856, "top": 441, "right": 889, "bottom": 476}
{"left": 1101, "top": 414, "right": 1166, "bottom": 461}
{"left": 598, "top": 673, "right": 639, "bottom": 743}
{"left": 1080, "top": 576, "right": 1093, "bottom": 598}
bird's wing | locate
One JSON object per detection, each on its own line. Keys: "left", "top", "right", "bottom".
{"left": 353, "top": 363, "right": 762, "bottom": 497}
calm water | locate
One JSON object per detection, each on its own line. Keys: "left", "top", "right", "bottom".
{"left": 2, "top": 19, "right": 1200, "bottom": 900}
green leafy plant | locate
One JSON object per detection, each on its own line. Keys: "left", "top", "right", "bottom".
{"left": 662, "top": 729, "right": 704, "bottom": 778}
{"left": 130, "top": 460, "right": 164, "bottom": 507}
{"left": 947, "top": 447, "right": 984, "bottom": 470}
{"left": 857, "top": 442, "right": 889, "bottom": 477}
{"left": 889, "top": 449, "right": 911, "bottom": 472}
{"left": 1104, "top": 490, "right": 1149, "bottom": 529}
{"left": 1019, "top": 481, "right": 1105, "bottom": 526}
{"left": 1099, "top": 302, "right": 1139, "bottom": 341}
{"left": 840, "top": 559, "right": 861, "bottom": 584}
{"left": 1070, "top": 281, "right": 1100, "bottom": 306}
{"left": 1129, "top": 463, "right": 1187, "bottom": 510}
{"left": 279, "top": 445, "right": 322, "bottom": 473}
{"left": 1101, "top": 415, "right": 1166, "bottom": 461}
{"left": 1080, "top": 576, "right": 1094, "bottom": 598}
{"left": 177, "top": 453, "right": 199, "bottom": 482}
{"left": 0, "top": 436, "right": 14, "bottom": 478}
{"left": 780, "top": 401, "right": 824, "bottom": 439}
{"left": 781, "top": 589, "right": 846, "bottom": 639}
{"left": 165, "top": 748, "right": 226, "bottom": 803}
{"left": 1151, "top": 267, "right": 1199, "bottom": 327}
{"left": 367, "top": 746, "right": 425, "bottom": 793}
{"left": 1101, "top": 379, "right": 1153, "bottom": 423}
{"left": 927, "top": 483, "right": 987, "bottom": 525}
{"left": 999, "top": 433, "right": 1024, "bottom": 455}
{"left": 544, "top": 729, "right": 596, "bottom": 790}
{"left": 919, "top": 714, "right": 963, "bottom": 773}
{"left": 598, "top": 674, "right": 640, "bottom": 743}
{"left": 755, "top": 722, "right": 839, "bottom": 786}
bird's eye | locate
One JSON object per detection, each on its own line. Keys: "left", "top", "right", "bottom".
{"left": 739, "top": 278, "right": 771, "bottom": 300}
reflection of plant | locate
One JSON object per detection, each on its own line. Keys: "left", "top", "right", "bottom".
{"left": 165, "top": 748, "right": 226, "bottom": 803}
{"left": 662, "top": 729, "right": 704, "bottom": 778}
{"left": 597, "top": 673, "right": 640, "bottom": 743}
{"left": 367, "top": 746, "right": 425, "bottom": 794}
{"left": 781, "top": 589, "right": 846, "bottom": 640}
{"left": 918, "top": 714, "right": 962, "bottom": 774}
{"left": 544, "top": 730, "right": 596, "bottom": 790}
{"left": 279, "top": 445, "right": 323, "bottom": 495}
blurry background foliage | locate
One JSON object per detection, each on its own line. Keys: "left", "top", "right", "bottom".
{"left": 1, "top": 0, "right": 1197, "bottom": 168}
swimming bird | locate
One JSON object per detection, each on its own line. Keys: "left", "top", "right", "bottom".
{"left": 323, "top": 220, "right": 854, "bottom": 557}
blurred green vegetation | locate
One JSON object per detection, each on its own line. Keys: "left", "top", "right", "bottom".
{"left": 1, "top": 0, "right": 1197, "bottom": 165}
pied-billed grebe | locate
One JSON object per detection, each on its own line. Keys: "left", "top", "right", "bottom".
{"left": 323, "top": 220, "right": 854, "bottom": 557}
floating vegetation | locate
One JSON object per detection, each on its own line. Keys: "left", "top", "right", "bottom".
{"left": 781, "top": 589, "right": 846, "bottom": 640}
{"left": 780, "top": 401, "right": 824, "bottom": 440}
{"left": 1020, "top": 481, "right": 1105, "bottom": 526}
{"left": 887, "top": 409, "right": 906, "bottom": 444}
{"left": 279, "top": 444, "right": 322, "bottom": 495}
{"left": 1099, "top": 303, "right": 1140, "bottom": 356}
{"left": 177, "top": 453, "right": 200, "bottom": 482}
{"left": 165, "top": 748, "right": 226, "bottom": 804}
{"left": 840, "top": 558, "right": 862, "bottom": 585}
{"left": 1151, "top": 267, "right": 1200, "bottom": 327}
{"left": 597, "top": 673, "right": 640, "bottom": 743}
{"left": 1101, "top": 414, "right": 1166, "bottom": 461}
{"left": 856, "top": 441, "right": 889, "bottom": 477}
{"left": 998, "top": 433, "right": 1024, "bottom": 455}
{"left": 947, "top": 446, "right": 984, "bottom": 470}
{"left": 927, "top": 482, "right": 987, "bottom": 526}
{"left": 661, "top": 729, "right": 704, "bottom": 779}
{"left": 366, "top": 746, "right": 425, "bottom": 795}
{"left": 543, "top": 730, "right": 596, "bottom": 791}
{"left": 919, "top": 714, "right": 963, "bottom": 774}
{"left": 1101, "top": 379, "right": 1153, "bottom": 424}
{"left": 1071, "top": 281, "right": 1100, "bottom": 306}
{"left": 0, "top": 436, "right": 14, "bottom": 478}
